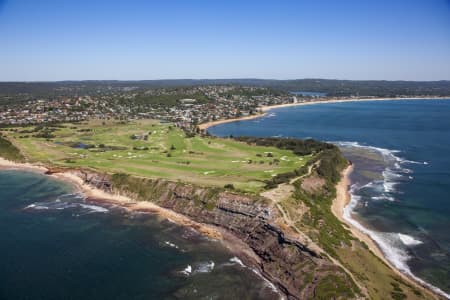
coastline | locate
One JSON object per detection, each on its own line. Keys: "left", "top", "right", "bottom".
{"left": 331, "top": 165, "right": 396, "bottom": 266}
{"left": 197, "top": 113, "right": 267, "bottom": 131}
{"left": 199, "top": 96, "right": 450, "bottom": 131}
{"left": 197, "top": 95, "right": 450, "bottom": 299}
{"left": 0, "top": 157, "right": 274, "bottom": 296}
{"left": 333, "top": 165, "right": 445, "bottom": 299}
{"left": 0, "top": 157, "right": 222, "bottom": 240}
{"left": 0, "top": 157, "right": 48, "bottom": 173}
{"left": 0, "top": 156, "right": 445, "bottom": 298}
{"left": 333, "top": 165, "right": 388, "bottom": 263}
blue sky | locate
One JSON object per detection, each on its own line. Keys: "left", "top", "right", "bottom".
{"left": 1, "top": 0, "right": 449, "bottom": 81}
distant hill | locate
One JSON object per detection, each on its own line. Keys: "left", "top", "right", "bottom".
{"left": 1, "top": 79, "right": 449, "bottom": 101}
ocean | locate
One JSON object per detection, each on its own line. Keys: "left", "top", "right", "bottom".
{"left": 0, "top": 170, "right": 280, "bottom": 300}
{"left": 209, "top": 99, "right": 450, "bottom": 297}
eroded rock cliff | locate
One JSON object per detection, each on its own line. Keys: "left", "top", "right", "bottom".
{"left": 61, "top": 170, "right": 359, "bottom": 299}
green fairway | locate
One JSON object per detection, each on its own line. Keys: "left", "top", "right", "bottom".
{"left": 3, "top": 119, "right": 311, "bottom": 193}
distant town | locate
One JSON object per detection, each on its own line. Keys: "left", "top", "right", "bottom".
{"left": 1, "top": 79, "right": 449, "bottom": 133}
{"left": 0, "top": 85, "right": 313, "bottom": 128}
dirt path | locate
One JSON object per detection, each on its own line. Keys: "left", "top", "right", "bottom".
{"left": 260, "top": 162, "right": 370, "bottom": 297}
{"left": 261, "top": 163, "right": 315, "bottom": 205}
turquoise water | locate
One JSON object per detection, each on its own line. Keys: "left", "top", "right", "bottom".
{"left": 209, "top": 99, "right": 450, "bottom": 297}
{"left": 0, "top": 170, "right": 279, "bottom": 300}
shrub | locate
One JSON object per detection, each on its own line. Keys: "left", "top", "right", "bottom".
{"left": 0, "top": 136, "right": 25, "bottom": 162}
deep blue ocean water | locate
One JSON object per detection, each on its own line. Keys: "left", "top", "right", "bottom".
{"left": 0, "top": 170, "right": 279, "bottom": 300}
{"left": 209, "top": 99, "right": 450, "bottom": 297}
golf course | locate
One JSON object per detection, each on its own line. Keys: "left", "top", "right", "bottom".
{"left": 1, "top": 119, "right": 311, "bottom": 192}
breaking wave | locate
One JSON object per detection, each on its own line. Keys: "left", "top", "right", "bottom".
{"left": 163, "top": 241, "right": 179, "bottom": 249}
{"left": 229, "top": 256, "right": 245, "bottom": 267}
{"left": 227, "top": 257, "right": 283, "bottom": 297}
{"left": 337, "top": 141, "right": 450, "bottom": 299}
{"left": 398, "top": 233, "right": 423, "bottom": 246}
{"left": 344, "top": 193, "right": 450, "bottom": 298}
{"left": 336, "top": 141, "right": 418, "bottom": 198}
{"left": 179, "top": 265, "right": 192, "bottom": 276}
{"left": 77, "top": 204, "right": 109, "bottom": 213}
{"left": 178, "top": 261, "right": 215, "bottom": 276}
{"left": 24, "top": 193, "right": 109, "bottom": 214}
{"left": 195, "top": 261, "right": 215, "bottom": 273}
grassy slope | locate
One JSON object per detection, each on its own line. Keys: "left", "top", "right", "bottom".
{"left": 2, "top": 121, "right": 436, "bottom": 299}
{"left": 1, "top": 119, "right": 310, "bottom": 193}
{"left": 0, "top": 134, "right": 24, "bottom": 162}
{"left": 279, "top": 149, "right": 433, "bottom": 300}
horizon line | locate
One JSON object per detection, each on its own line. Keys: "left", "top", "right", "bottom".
{"left": 1, "top": 78, "right": 450, "bottom": 83}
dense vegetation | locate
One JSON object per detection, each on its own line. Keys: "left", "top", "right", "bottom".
{"left": 119, "top": 91, "right": 211, "bottom": 106}
{"left": 241, "top": 135, "right": 354, "bottom": 256}
{"left": 292, "top": 148, "right": 351, "bottom": 257}
{"left": 234, "top": 137, "right": 339, "bottom": 188}
{"left": 0, "top": 135, "right": 24, "bottom": 162}
{"left": 245, "top": 79, "right": 450, "bottom": 97}
{"left": 234, "top": 136, "right": 334, "bottom": 156}
{"left": 277, "top": 145, "right": 426, "bottom": 299}
{"left": 111, "top": 173, "right": 224, "bottom": 211}
{"left": 110, "top": 140, "right": 360, "bottom": 299}
{"left": 1, "top": 79, "right": 449, "bottom": 105}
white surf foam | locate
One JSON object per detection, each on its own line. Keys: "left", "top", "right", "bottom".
{"left": 336, "top": 141, "right": 415, "bottom": 197}
{"left": 371, "top": 195, "right": 395, "bottom": 202}
{"left": 229, "top": 256, "right": 245, "bottom": 267}
{"left": 79, "top": 204, "right": 109, "bottom": 213}
{"left": 338, "top": 141, "right": 450, "bottom": 299}
{"left": 195, "top": 261, "right": 215, "bottom": 273}
{"left": 226, "top": 257, "right": 284, "bottom": 298}
{"left": 344, "top": 196, "right": 450, "bottom": 298}
{"left": 164, "top": 241, "right": 179, "bottom": 249}
{"left": 25, "top": 203, "right": 49, "bottom": 210}
{"left": 24, "top": 197, "right": 109, "bottom": 214}
{"left": 180, "top": 265, "right": 192, "bottom": 276}
{"left": 250, "top": 268, "right": 282, "bottom": 295}
{"left": 398, "top": 233, "right": 423, "bottom": 246}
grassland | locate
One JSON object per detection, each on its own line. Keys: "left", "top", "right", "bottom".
{"left": 1, "top": 120, "right": 434, "bottom": 299}
{"left": 0, "top": 135, "right": 25, "bottom": 162}
{"left": 1, "top": 119, "right": 311, "bottom": 193}
{"left": 278, "top": 162, "right": 430, "bottom": 299}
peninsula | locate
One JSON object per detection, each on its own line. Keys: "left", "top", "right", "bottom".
{"left": 0, "top": 118, "right": 442, "bottom": 299}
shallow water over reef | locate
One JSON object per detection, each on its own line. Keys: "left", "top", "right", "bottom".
{"left": 209, "top": 99, "right": 450, "bottom": 296}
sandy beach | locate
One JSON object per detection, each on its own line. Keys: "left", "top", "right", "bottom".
{"left": 0, "top": 157, "right": 47, "bottom": 173}
{"left": 0, "top": 158, "right": 223, "bottom": 240}
{"left": 332, "top": 165, "right": 388, "bottom": 261}
{"left": 55, "top": 171, "right": 224, "bottom": 240}
{"left": 0, "top": 156, "right": 444, "bottom": 298}
{"left": 197, "top": 112, "right": 267, "bottom": 131}
{"left": 51, "top": 172, "right": 264, "bottom": 270}
{"left": 0, "top": 157, "right": 270, "bottom": 293}
{"left": 333, "top": 165, "right": 444, "bottom": 299}
{"left": 260, "top": 96, "right": 450, "bottom": 112}
{"left": 199, "top": 96, "right": 450, "bottom": 131}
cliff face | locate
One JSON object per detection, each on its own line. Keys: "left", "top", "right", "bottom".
{"left": 65, "top": 171, "right": 357, "bottom": 300}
